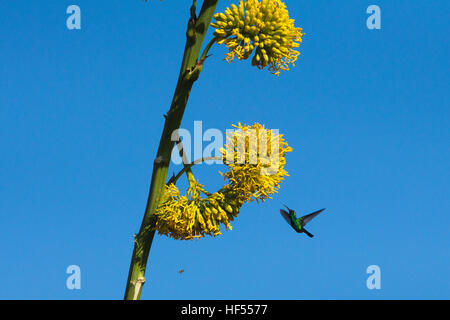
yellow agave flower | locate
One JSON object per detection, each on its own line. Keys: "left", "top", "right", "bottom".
{"left": 155, "top": 123, "right": 292, "bottom": 240}
{"left": 220, "top": 123, "right": 292, "bottom": 203}
{"left": 155, "top": 182, "right": 242, "bottom": 240}
{"left": 211, "top": 0, "right": 304, "bottom": 75}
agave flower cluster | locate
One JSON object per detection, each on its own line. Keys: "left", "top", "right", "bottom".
{"left": 211, "top": 0, "right": 304, "bottom": 75}
{"left": 155, "top": 123, "right": 292, "bottom": 240}
{"left": 155, "top": 182, "right": 243, "bottom": 240}
{"left": 220, "top": 123, "right": 292, "bottom": 202}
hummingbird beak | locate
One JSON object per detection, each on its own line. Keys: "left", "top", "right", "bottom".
{"left": 283, "top": 204, "right": 291, "bottom": 211}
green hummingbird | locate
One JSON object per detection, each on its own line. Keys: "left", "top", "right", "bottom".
{"left": 279, "top": 206, "right": 326, "bottom": 238}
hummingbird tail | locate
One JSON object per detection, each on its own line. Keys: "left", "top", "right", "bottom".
{"left": 303, "top": 228, "right": 314, "bottom": 238}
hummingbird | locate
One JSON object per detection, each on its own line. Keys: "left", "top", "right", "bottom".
{"left": 279, "top": 206, "right": 326, "bottom": 238}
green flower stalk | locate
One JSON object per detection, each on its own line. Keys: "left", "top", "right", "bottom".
{"left": 124, "top": 0, "right": 219, "bottom": 300}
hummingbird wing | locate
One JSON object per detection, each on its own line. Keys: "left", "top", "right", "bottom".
{"left": 301, "top": 208, "right": 326, "bottom": 226}
{"left": 280, "top": 209, "right": 294, "bottom": 228}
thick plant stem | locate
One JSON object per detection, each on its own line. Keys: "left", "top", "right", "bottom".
{"left": 123, "top": 0, "right": 219, "bottom": 300}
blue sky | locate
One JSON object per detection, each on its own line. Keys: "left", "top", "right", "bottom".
{"left": 0, "top": 1, "right": 449, "bottom": 299}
